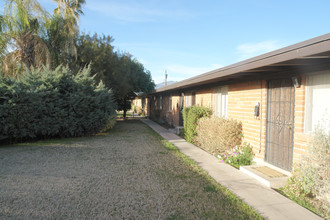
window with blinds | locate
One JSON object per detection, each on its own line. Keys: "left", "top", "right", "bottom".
{"left": 185, "top": 92, "right": 196, "bottom": 107}
{"left": 213, "top": 86, "right": 228, "bottom": 117}
{"left": 305, "top": 72, "right": 330, "bottom": 133}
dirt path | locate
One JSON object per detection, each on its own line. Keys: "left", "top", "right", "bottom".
{"left": 0, "top": 120, "right": 261, "bottom": 219}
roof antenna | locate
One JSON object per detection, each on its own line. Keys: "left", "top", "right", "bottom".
{"left": 165, "top": 70, "right": 168, "bottom": 87}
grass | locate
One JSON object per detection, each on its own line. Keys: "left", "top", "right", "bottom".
{"left": 152, "top": 131, "right": 263, "bottom": 219}
{"left": 116, "top": 111, "right": 132, "bottom": 118}
{"left": 111, "top": 120, "right": 263, "bottom": 218}
{"left": 0, "top": 119, "right": 264, "bottom": 219}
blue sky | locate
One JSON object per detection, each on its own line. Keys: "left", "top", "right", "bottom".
{"left": 40, "top": 0, "right": 330, "bottom": 83}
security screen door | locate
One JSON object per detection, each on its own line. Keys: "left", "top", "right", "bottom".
{"left": 265, "top": 78, "right": 295, "bottom": 171}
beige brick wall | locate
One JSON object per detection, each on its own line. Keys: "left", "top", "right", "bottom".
{"left": 157, "top": 93, "right": 181, "bottom": 126}
{"left": 227, "top": 77, "right": 312, "bottom": 166}
{"left": 292, "top": 75, "right": 312, "bottom": 164}
{"left": 227, "top": 80, "right": 267, "bottom": 160}
{"left": 147, "top": 76, "right": 312, "bottom": 170}
{"left": 196, "top": 88, "right": 213, "bottom": 107}
{"left": 171, "top": 94, "right": 180, "bottom": 126}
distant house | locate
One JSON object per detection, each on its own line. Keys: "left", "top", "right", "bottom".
{"left": 133, "top": 33, "right": 330, "bottom": 172}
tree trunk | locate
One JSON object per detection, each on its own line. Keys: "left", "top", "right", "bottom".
{"left": 123, "top": 97, "right": 127, "bottom": 119}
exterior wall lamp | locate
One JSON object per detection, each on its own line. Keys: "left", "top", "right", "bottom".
{"left": 292, "top": 76, "right": 301, "bottom": 88}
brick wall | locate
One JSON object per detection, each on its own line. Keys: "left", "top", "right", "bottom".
{"left": 292, "top": 75, "right": 311, "bottom": 163}
{"left": 171, "top": 94, "right": 180, "bottom": 126}
{"left": 196, "top": 88, "right": 213, "bottom": 107}
{"left": 155, "top": 93, "right": 181, "bottom": 127}
{"left": 227, "top": 80, "right": 267, "bottom": 159}
{"left": 146, "top": 76, "right": 312, "bottom": 171}
{"left": 226, "top": 77, "right": 312, "bottom": 166}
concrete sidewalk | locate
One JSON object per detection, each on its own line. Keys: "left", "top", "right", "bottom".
{"left": 141, "top": 119, "right": 322, "bottom": 220}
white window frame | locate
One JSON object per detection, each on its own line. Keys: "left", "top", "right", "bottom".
{"left": 185, "top": 92, "right": 192, "bottom": 107}
{"left": 168, "top": 95, "right": 172, "bottom": 111}
{"left": 213, "top": 86, "right": 228, "bottom": 118}
{"left": 158, "top": 96, "right": 162, "bottom": 110}
{"left": 185, "top": 91, "right": 196, "bottom": 107}
{"left": 305, "top": 72, "right": 330, "bottom": 133}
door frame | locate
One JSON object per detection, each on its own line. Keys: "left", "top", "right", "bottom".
{"left": 265, "top": 78, "right": 295, "bottom": 171}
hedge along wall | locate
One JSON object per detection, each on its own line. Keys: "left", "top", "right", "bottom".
{"left": 0, "top": 66, "right": 117, "bottom": 142}
{"left": 182, "top": 106, "right": 212, "bottom": 143}
{"left": 194, "top": 116, "right": 243, "bottom": 155}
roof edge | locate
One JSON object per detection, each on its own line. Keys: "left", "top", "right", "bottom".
{"left": 155, "top": 33, "right": 330, "bottom": 93}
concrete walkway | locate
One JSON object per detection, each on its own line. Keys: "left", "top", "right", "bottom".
{"left": 141, "top": 119, "right": 322, "bottom": 220}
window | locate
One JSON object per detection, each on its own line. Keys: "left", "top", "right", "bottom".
{"left": 305, "top": 72, "right": 330, "bottom": 132}
{"left": 213, "top": 86, "right": 228, "bottom": 117}
{"left": 185, "top": 91, "right": 196, "bottom": 107}
{"left": 192, "top": 92, "right": 196, "bottom": 106}
{"left": 168, "top": 95, "right": 172, "bottom": 111}
{"left": 185, "top": 92, "right": 192, "bottom": 107}
{"left": 158, "top": 96, "right": 162, "bottom": 110}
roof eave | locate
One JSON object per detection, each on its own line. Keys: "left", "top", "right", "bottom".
{"left": 154, "top": 33, "right": 330, "bottom": 94}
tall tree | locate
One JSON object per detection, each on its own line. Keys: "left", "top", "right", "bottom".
{"left": 0, "top": 0, "right": 50, "bottom": 77}
{"left": 52, "top": 0, "right": 85, "bottom": 22}
{"left": 46, "top": 0, "right": 85, "bottom": 67}
{"left": 74, "top": 33, "right": 155, "bottom": 118}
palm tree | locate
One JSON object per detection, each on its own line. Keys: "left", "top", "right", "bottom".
{"left": 46, "top": 0, "right": 85, "bottom": 67}
{"left": 52, "top": 0, "right": 85, "bottom": 37}
{"left": 0, "top": 0, "right": 50, "bottom": 77}
{"left": 53, "top": 0, "right": 85, "bottom": 22}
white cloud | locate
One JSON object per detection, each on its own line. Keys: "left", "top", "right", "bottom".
{"left": 86, "top": 1, "right": 194, "bottom": 22}
{"left": 236, "top": 40, "right": 283, "bottom": 61}
{"left": 148, "top": 63, "right": 222, "bottom": 84}
{"left": 166, "top": 64, "right": 223, "bottom": 77}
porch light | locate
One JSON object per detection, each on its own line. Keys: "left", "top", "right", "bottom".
{"left": 292, "top": 77, "right": 301, "bottom": 88}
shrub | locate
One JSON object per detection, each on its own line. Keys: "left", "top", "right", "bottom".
{"left": 150, "top": 109, "right": 161, "bottom": 122}
{"left": 182, "top": 106, "right": 212, "bottom": 143}
{"left": 0, "top": 66, "right": 117, "bottom": 142}
{"left": 100, "top": 115, "right": 117, "bottom": 132}
{"left": 217, "top": 144, "right": 254, "bottom": 169}
{"left": 282, "top": 125, "right": 330, "bottom": 217}
{"left": 194, "top": 116, "right": 243, "bottom": 155}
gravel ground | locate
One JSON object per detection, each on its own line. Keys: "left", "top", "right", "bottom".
{"left": 0, "top": 120, "right": 261, "bottom": 219}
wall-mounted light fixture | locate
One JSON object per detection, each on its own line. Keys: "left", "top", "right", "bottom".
{"left": 291, "top": 76, "right": 301, "bottom": 88}
{"left": 254, "top": 102, "right": 260, "bottom": 117}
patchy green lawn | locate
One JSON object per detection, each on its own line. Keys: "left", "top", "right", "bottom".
{"left": 116, "top": 111, "right": 132, "bottom": 118}
{"left": 0, "top": 120, "right": 263, "bottom": 219}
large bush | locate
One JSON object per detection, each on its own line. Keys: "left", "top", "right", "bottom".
{"left": 182, "top": 106, "right": 212, "bottom": 143}
{"left": 0, "top": 66, "right": 116, "bottom": 142}
{"left": 194, "top": 116, "right": 243, "bottom": 155}
{"left": 283, "top": 125, "right": 330, "bottom": 217}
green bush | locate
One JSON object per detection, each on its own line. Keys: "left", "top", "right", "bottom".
{"left": 100, "top": 115, "right": 117, "bottom": 132}
{"left": 217, "top": 144, "right": 254, "bottom": 169}
{"left": 282, "top": 125, "right": 330, "bottom": 218}
{"left": 0, "top": 66, "right": 116, "bottom": 142}
{"left": 194, "top": 116, "right": 243, "bottom": 155}
{"left": 182, "top": 106, "right": 212, "bottom": 143}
